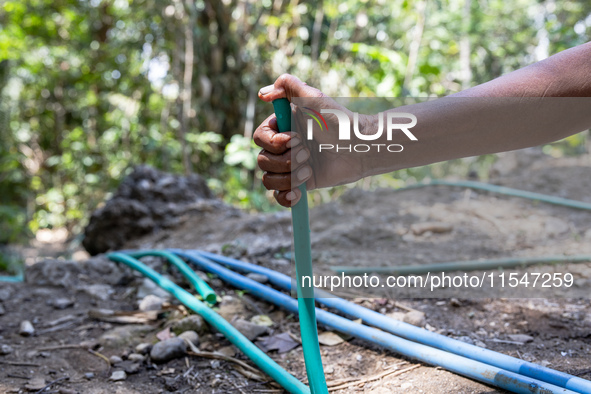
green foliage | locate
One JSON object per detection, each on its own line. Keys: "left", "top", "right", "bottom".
{"left": 0, "top": 0, "right": 590, "bottom": 239}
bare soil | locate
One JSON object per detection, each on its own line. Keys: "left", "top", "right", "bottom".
{"left": 1, "top": 151, "right": 590, "bottom": 393}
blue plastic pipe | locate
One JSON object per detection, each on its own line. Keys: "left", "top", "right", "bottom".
{"left": 108, "top": 252, "right": 309, "bottom": 394}
{"left": 273, "top": 98, "right": 328, "bottom": 394}
{"left": 173, "top": 250, "right": 580, "bottom": 394}
{"left": 191, "top": 249, "right": 591, "bottom": 394}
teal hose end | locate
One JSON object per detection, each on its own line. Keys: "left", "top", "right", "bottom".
{"left": 272, "top": 98, "right": 292, "bottom": 133}
{"left": 127, "top": 250, "right": 218, "bottom": 304}
{"left": 272, "top": 98, "right": 328, "bottom": 394}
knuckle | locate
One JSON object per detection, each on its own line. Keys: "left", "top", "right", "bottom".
{"left": 277, "top": 73, "right": 292, "bottom": 85}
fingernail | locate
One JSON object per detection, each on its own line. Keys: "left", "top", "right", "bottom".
{"left": 286, "top": 137, "right": 300, "bottom": 149}
{"left": 297, "top": 166, "right": 312, "bottom": 181}
{"left": 259, "top": 85, "right": 274, "bottom": 95}
{"left": 286, "top": 191, "right": 297, "bottom": 201}
{"left": 295, "top": 149, "right": 310, "bottom": 164}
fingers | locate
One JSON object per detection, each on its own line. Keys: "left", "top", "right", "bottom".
{"left": 261, "top": 165, "right": 312, "bottom": 191}
{"left": 258, "top": 74, "right": 325, "bottom": 102}
{"left": 253, "top": 114, "right": 300, "bottom": 154}
{"left": 257, "top": 145, "right": 310, "bottom": 173}
{"left": 274, "top": 189, "right": 302, "bottom": 207}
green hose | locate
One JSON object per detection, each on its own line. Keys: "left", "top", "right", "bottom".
{"left": 402, "top": 179, "right": 591, "bottom": 211}
{"left": 127, "top": 250, "right": 217, "bottom": 304}
{"left": 332, "top": 255, "right": 591, "bottom": 275}
{"left": 107, "top": 252, "right": 310, "bottom": 394}
{"left": 273, "top": 98, "right": 328, "bottom": 394}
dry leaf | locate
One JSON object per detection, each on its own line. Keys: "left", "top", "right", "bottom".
{"left": 250, "top": 315, "right": 274, "bottom": 327}
{"left": 318, "top": 332, "right": 345, "bottom": 346}
{"left": 257, "top": 332, "right": 300, "bottom": 353}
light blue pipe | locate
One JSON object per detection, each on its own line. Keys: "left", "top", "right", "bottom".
{"left": 191, "top": 250, "right": 591, "bottom": 394}
{"left": 173, "top": 250, "right": 580, "bottom": 394}
{"left": 0, "top": 274, "right": 23, "bottom": 282}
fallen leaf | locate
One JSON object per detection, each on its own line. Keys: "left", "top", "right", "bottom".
{"left": 318, "top": 331, "right": 345, "bottom": 346}
{"left": 156, "top": 326, "right": 172, "bottom": 341}
{"left": 250, "top": 315, "right": 274, "bottom": 327}
{"left": 257, "top": 332, "right": 300, "bottom": 353}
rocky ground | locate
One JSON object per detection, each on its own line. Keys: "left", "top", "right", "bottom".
{"left": 1, "top": 152, "right": 590, "bottom": 393}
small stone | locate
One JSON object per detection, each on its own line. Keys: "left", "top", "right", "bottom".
{"left": 172, "top": 315, "right": 207, "bottom": 335}
{"left": 245, "top": 273, "right": 269, "bottom": 284}
{"left": 217, "top": 295, "right": 245, "bottom": 320}
{"left": 118, "top": 360, "right": 141, "bottom": 374}
{"left": 386, "top": 312, "right": 406, "bottom": 321}
{"left": 163, "top": 376, "right": 181, "bottom": 391}
{"left": 100, "top": 324, "right": 153, "bottom": 348}
{"left": 19, "top": 320, "right": 35, "bottom": 336}
{"left": 127, "top": 353, "right": 145, "bottom": 362}
{"left": 84, "top": 372, "right": 95, "bottom": 379}
{"left": 178, "top": 330, "right": 199, "bottom": 346}
{"left": 109, "top": 355, "right": 123, "bottom": 364}
{"left": 137, "top": 278, "right": 170, "bottom": 300}
{"left": 109, "top": 370, "right": 127, "bottom": 381}
{"left": 0, "top": 303, "right": 5, "bottom": 315}
{"left": 508, "top": 334, "right": 534, "bottom": 343}
{"left": 138, "top": 295, "right": 164, "bottom": 311}
{"left": 52, "top": 298, "right": 74, "bottom": 309}
{"left": 403, "top": 311, "right": 426, "bottom": 327}
{"left": 0, "top": 344, "right": 13, "bottom": 355}
{"left": 135, "top": 343, "right": 152, "bottom": 354}
{"left": 150, "top": 338, "right": 187, "bottom": 363}
{"left": 0, "top": 287, "right": 13, "bottom": 302}
{"left": 456, "top": 335, "right": 475, "bottom": 345}
{"left": 450, "top": 298, "right": 462, "bottom": 307}
{"left": 231, "top": 318, "right": 268, "bottom": 341}
{"left": 25, "top": 377, "right": 46, "bottom": 391}
{"left": 83, "top": 284, "right": 115, "bottom": 301}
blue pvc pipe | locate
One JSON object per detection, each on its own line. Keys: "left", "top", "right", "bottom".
{"left": 191, "top": 250, "right": 591, "bottom": 394}
{"left": 173, "top": 250, "right": 580, "bottom": 394}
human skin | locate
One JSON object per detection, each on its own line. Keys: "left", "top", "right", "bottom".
{"left": 255, "top": 41, "right": 591, "bottom": 207}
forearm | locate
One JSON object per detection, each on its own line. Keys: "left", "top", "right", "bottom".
{"left": 361, "top": 43, "right": 591, "bottom": 177}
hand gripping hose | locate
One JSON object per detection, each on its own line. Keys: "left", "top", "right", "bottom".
{"left": 126, "top": 250, "right": 217, "bottom": 304}
{"left": 192, "top": 249, "right": 591, "bottom": 394}
{"left": 273, "top": 98, "right": 328, "bottom": 393}
{"left": 107, "top": 252, "right": 309, "bottom": 394}
{"left": 173, "top": 250, "right": 580, "bottom": 394}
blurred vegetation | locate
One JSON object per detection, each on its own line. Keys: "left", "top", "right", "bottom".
{"left": 0, "top": 0, "right": 590, "bottom": 243}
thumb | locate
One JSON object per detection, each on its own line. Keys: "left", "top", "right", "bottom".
{"left": 258, "top": 74, "right": 325, "bottom": 102}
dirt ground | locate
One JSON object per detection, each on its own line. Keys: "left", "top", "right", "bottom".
{"left": 1, "top": 150, "right": 590, "bottom": 393}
